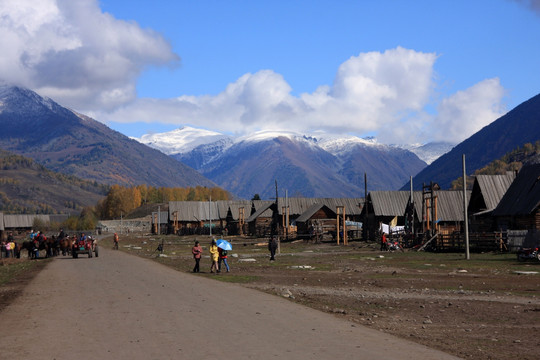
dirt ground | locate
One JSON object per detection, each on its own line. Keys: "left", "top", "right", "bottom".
{"left": 2, "top": 234, "right": 540, "bottom": 359}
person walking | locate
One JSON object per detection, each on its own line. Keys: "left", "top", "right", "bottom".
{"left": 218, "top": 247, "right": 230, "bottom": 272}
{"left": 268, "top": 237, "right": 278, "bottom": 261}
{"left": 380, "top": 232, "right": 387, "bottom": 251}
{"left": 209, "top": 239, "right": 219, "bottom": 273}
{"left": 192, "top": 241, "right": 203, "bottom": 273}
{"left": 6, "top": 233, "right": 15, "bottom": 258}
{"left": 113, "top": 233, "right": 119, "bottom": 250}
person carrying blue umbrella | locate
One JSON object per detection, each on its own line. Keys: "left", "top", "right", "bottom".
{"left": 216, "top": 239, "right": 232, "bottom": 273}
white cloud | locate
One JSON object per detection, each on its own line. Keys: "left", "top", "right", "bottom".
{"left": 0, "top": 0, "right": 179, "bottom": 110}
{"left": 102, "top": 47, "right": 454, "bottom": 141}
{"left": 429, "top": 78, "right": 506, "bottom": 143}
{"left": 0, "top": 0, "right": 506, "bottom": 144}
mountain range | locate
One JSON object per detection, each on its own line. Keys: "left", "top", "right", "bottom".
{"left": 2, "top": 83, "right": 538, "bottom": 204}
{"left": 139, "top": 129, "right": 445, "bottom": 199}
{"left": 0, "top": 85, "right": 215, "bottom": 189}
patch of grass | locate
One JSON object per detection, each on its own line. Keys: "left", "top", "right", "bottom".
{"left": 0, "top": 259, "right": 48, "bottom": 286}
{"left": 210, "top": 274, "right": 259, "bottom": 283}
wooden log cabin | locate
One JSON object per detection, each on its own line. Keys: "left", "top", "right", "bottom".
{"left": 492, "top": 164, "right": 540, "bottom": 231}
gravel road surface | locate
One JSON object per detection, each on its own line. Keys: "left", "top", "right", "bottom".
{"left": 0, "top": 248, "right": 461, "bottom": 359}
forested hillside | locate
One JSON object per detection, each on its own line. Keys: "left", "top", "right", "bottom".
{"left": 0, "top": 149, "right": 108, "bottom": 214}
{"left": 450, "top": 141, "right": 540, "bottom": 189}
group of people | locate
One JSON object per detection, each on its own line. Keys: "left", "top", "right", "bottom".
{"left": 190, "top": 237, "right": 279, "bottom": 273}
{"left": 191, "top": 239, "right": 229, "bottom": 273}
{"left": 0, "top": 232, "right": 17, "bottom": 258}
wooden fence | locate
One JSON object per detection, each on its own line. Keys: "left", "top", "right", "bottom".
{"left": 433, "top": 232, "right": 506, "bottom": 252}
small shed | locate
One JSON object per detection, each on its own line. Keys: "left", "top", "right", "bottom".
{"left": 295, "top": 204, "right": 337, "bottom": 240}
{"left": 246, "top": 201, "right": 274, "bottom": 237}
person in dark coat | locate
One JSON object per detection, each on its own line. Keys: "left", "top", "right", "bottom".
{"left": 268, "top": 237, "right": 278, "bottom": 261}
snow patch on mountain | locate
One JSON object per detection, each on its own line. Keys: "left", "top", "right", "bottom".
{"left": 138, "top": 126, "right": 232, "bottom": 155}
{"left": 317, "top": 135, "right": 385, "bottom": 156}
{"left": 400, "top": 142, "right": 455, "bottom": 164}
{"left": 0, "top": 84, "right": 56, "bottom": 113}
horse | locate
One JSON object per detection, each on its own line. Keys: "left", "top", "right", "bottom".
{"left": 59, "top": 237, "right": 73, "bottom": 256}
{"left": 21, "top": 240, "right": 49, "bottom": 259}
{"left": 46, "top": 235, "right": 60, "bottom": 257}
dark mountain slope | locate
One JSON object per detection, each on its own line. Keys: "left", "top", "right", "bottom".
{"left": 339, "top": 144, "right": 426, "bottom": 191}
{"left": 197, "top": 136, "right": 362, "bottom": 199}
{"left": 0, "top": 149, "right": 107, "bottom": 214}
{"left": 407, "top": 92, "right": 540, "bottom": 189}
{"left": 0, "top": 85, "right": 215, "bottom": 188}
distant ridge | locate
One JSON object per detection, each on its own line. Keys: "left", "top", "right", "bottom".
{"left": 406, "top": 92, "right": 540, "bottom": 190}
{"left": 174, "top": 132, "right": 427, "bottom": 199}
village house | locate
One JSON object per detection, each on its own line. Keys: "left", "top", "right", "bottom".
{"left": 0, "top": 213, "right": 70, "bottom": 239}
{"left": 468, "top": 172, "right": 516, "bottom": 232}
{"left": 246, "top": 197, "right": 363, "bottom": 239}
{"left": 168, "top": 201, "right": 220, "bottom": 235}
{"left": 492, "top": 164, "right": 540, "bottom": 231}
{"left": 360, "top": 191, "right": 411, "bottom": 241}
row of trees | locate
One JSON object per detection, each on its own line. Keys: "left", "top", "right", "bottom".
{"left": 450, "top": 141, "right": 540, "bottom": 189}
{"left": 95, "top": 185, "right": 232, "bottom": 219}
{"left": 30, "top": 184, "right": 232, "bottom": 231}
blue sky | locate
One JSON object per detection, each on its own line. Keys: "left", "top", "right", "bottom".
{"left": 1, "top": 0, "right": 539, "bottom": 144}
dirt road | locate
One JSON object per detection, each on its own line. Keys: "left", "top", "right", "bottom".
{"left": 0, "top": 248, "right": 461, "bottom": 359}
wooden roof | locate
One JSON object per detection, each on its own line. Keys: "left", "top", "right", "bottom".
{"left": 276, "top": 197, "right": 363, "bottom": 216}
{"left": 413, "top": 190, "right": 471, "bottom": 222}
{"left": 493, "top": 164, "right": 540, "bottom": 216}
{"left": 473, "top": 173, "right": 516, "bottom": 211}
{"left": 170, "top": 200, "right": 272, "bottom": 222}
{"left": 3, "top": 214, "right": 51, "bottom": 228}
{"left": 368, "top": 191, "right": 411, "bottom": 217}
{"left": 365, "top": 190, "right": 469, "bottom": 222}
{"left": 246, "top": 202, "right": 273, "bottom": 223}
{"left": 296, "top": 204, "right": 337, "bottom": 223}
{"left": 169, "top": 201, "right": 220, "bottom": 222}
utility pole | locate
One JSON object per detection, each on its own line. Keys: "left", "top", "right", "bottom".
{"left": 285, "top": 189, "right": 289, "bottom": 241}
{"left": 209, "top": 195, "right": 212, "bottom": 237}
{"left": 276, "top": 181, "right": 280, "bottom": 254}
{"left": 364, "top": 172, "right": 368, "bottom": 241}
{"left": 410, "top": 175, "right": 414, "bottom": 235}
{"left": 463, "top": 154, "right": 470, "bottom": 260}
{"left": 157, "top": 206, "right": 160, "bottom": 235}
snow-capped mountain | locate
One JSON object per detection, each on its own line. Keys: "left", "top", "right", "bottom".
{"left": 136, "top": 128, "right": 430, "bottom": 198}
{"left": 138, "top": 126, "right": 232, "bottom": 155}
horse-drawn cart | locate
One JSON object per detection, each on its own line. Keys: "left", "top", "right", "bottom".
{"left": 72, "top": 239, "right": 99, "bottom": 259}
